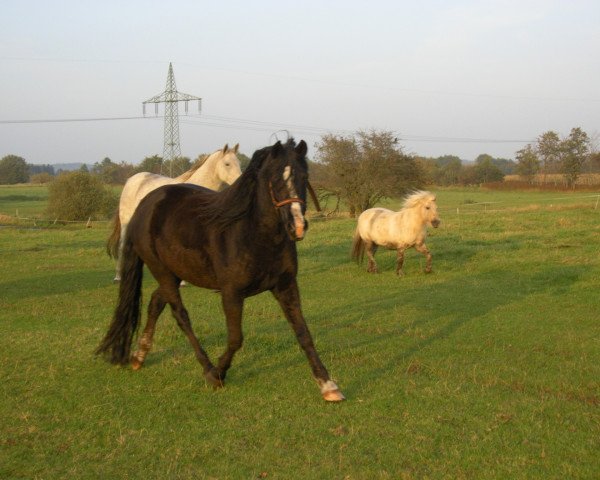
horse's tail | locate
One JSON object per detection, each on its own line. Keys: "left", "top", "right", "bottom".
{"left": 96, "top": 237, "right": 143, "bottom": 365}
{"left": 106, "top": 212, "right": 121, "bottom": 259}
{"left": 351, "top": 227, "right": 365, "bottom": 264}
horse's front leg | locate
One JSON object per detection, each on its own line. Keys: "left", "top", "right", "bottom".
{"left": 272, "top": 278, "right": 344, "bottom": 402}
{"left": 213, "top": 291, "right": 245, "bottom": 383}
{"left": 395, "top": 247, "right": 406, "bottom": 276}
{"left": 415, "top": 242, "right": 433, "bottom": 273}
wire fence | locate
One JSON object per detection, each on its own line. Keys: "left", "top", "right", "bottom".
{"left": 1, "top": 193, "right": 599, "bottom": 229}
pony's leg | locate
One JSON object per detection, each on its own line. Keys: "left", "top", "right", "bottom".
{"left": 272, "top": 279, "right": 345, "bottom": 402}
{"left": 131, "top": 288, "right": 167, "bottom": 370}
{"left": 366, "top": 241, "right": 379, "bottom": 273}
{"left": 213, "top": 292, "right": 245, "bottom": 382}
{"left": 415, "top": 243, "right": 433, "bottom": 273}
{"left": 395, "top": 247, "right": 406, "bottom": 276}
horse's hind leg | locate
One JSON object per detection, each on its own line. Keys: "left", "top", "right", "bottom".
{"left": 131, "top": 288, "right": 167, "bottom": 370}
{"left": 396, "top": 247, "right": 406, "bottom": 276}
{"left": 165, "top": 287, "right": 219, "bottom": 387}
{"left": 114, "top": 221, "right": 128, "bottom": 282}
{"left": 415, "top": 242, "right": 433, "bottom": 273}
{"left": 366, "top": 241, "right": 379, "bottom": 273}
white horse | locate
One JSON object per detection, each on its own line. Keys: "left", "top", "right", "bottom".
{"left": 351, "top": 190, "right": 441, "bottom": 275}
{"left": 108, "top": 144, "right": 241, "bottom": 281}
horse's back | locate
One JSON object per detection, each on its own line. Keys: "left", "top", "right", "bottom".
{"left": 357, "top": 208, "right": 395, "bottom": 241}
{"left": 119, "top": 172, "right": 176, "bottom": 224}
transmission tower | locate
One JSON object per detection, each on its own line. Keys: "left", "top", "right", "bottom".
{"left": 143, "top": 63, "right": 201, "bottom": 176}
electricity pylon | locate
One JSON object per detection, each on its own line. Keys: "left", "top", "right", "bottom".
{"left": 143, "top": 62, "right": 201, "bottom": 176}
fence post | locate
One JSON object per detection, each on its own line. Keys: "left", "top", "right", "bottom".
{"left": 595, "top": 195, "right": 599, "bottom": 210}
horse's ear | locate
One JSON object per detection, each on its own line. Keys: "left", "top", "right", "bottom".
{"left": 222, "top": 144, "right": 229, "bottom": 153}
{"left": 295, "top": 140, "right": 307, "bottom": 157}
{"left": 233, "top": 143, "right": 239, "bottom": 154}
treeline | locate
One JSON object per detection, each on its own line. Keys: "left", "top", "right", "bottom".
{"left": 514, "top": 128, "right": 600, "bottom": 187}
{"left": 416, "top": 154, "right": 515, "bottom": 186}
{"left": 0, "top": 154, "right": 224, "bottom": 186}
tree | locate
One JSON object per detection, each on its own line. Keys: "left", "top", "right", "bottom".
{"left": 135, "top": 155, "right": 163, "bottom": 174}
{"left": 0, "top": 155, "right": 29, "bottom": 184}
{"left": 315, "top": 130, "right": 423, "bottom": 215}
{"left": 473, "top": 156, "right": 505, "bottom": 183}
{"left": 561, "top": 127, "right": 590, "bottom": 188}
{"left": 536, "top": 131, "right": 562, "bottom": 178}
{"left": 47, "top": 171, "right": 117, "bottom": 221}
{"left": 515, "top": 145, "right": 540, "bottom": 183}
{"left": 437, "top": 158, "right": 463, "bottom": 185}
{"left": 162, "top": 156, "right": 191, "bottom": 178}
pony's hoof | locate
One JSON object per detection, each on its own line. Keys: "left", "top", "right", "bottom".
{"left": 131, "top": 358, "right": 143, "bottom": 370}
{"left": 323, "top": 389, "right": 345, "bottom": 402}
{"left": 204, "top": 370, "right": 224, "bottom": 389}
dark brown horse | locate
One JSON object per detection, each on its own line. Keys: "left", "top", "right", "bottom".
{"left": 96, "top": 139, "right": 344, "bottom": 402}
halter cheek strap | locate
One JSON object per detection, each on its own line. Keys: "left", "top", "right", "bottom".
{"left": 269, "top": 181, "right": 305, "bottom": 208}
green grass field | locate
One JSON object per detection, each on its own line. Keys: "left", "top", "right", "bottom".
{"left": 1, "top": 186, "right": 599, "bottom": 479}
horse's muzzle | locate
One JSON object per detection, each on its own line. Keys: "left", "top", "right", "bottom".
{"left": 431, "top": 219, "right": 441, "bottom": 228}
{"left": 287, "top": 218, "right": 308, "bottom": 241}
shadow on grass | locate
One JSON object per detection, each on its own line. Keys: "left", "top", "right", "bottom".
{"left": 305, "top": 264, "right": 587, "bottom": 397}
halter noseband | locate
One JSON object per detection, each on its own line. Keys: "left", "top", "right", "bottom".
{"left": 269, "top": 181, "right": 305, "bottom": 208}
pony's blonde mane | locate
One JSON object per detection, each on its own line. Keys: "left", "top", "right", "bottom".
{"left": 402, "top": 190, "right": 436, "bottom": 209}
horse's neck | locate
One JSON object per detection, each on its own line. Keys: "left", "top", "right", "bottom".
{"left": 187, "top": 156, "right": 223, "bottom": 190}
{"left": 397, "top": 208, "right": 426, "bottom": 235}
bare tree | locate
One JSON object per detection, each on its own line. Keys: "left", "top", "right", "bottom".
{"left": 315, "top": 130, "right": 423, "bottom": 216}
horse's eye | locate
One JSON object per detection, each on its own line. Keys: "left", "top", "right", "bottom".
{"left": 426, "top": 206, "right": 430, "bottom": 210}
{"left": 225, "top": 163, "right": 230, "bottom": 167}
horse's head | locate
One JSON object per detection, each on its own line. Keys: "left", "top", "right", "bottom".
{"left": 215, "top": 143, "right": 242, "bottom": 186}
{"left": 423, "top": 194, "right": 441, "bottom": 228}
{"left": 263, "top": 139, "right": 309, "bottom": 241}
{"left": 404, "top": 191, "right": 441, "bottom": 229}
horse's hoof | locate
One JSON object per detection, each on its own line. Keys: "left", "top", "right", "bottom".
{"left": 131, "top": 358, "right": 143, "bottom": 370}
{"left": 204, "top": 370, "right": 224, "bottom": 389}
{"left": 323, "top": 389, "right": 345, "bottom": 402}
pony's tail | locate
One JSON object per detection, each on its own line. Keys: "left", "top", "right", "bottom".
{"left": 351, "top": 227, "right": 365, "bottom": 264}
{"left": 106, "top": 212, "right": 121, "bottom": 259}
{"left": 96, "top": 237, "right": 143, "bottom": 365}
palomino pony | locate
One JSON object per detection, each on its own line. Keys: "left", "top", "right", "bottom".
{"left": 351, "top": 190, "right": 441, "bottom": 275}
{"left": 108, "top": 144, "right": 241, "bottom": 281}
{"left": 96, "top": 139, "right": 344, "bottom": 402}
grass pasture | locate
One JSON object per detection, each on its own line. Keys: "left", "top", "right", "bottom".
{"left": 1, "top": 186, "right": 599, "bottom": 479}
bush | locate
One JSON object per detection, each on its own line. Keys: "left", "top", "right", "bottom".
{"left": 47, "top": 171, "right": 118, "bottom": 221}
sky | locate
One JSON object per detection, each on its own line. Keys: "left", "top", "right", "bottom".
{"left": 1, "top": 0, "right": 599, "bottom": 165}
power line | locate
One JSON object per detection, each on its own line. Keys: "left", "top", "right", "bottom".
{"left": 0, "top": 112, "right": 533, "bottom": 145}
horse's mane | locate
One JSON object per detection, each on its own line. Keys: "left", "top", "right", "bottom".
{"left": 402, "top": 190, "right": 435, "bottom": 209}
{"left": 190, "top": 140, "right": 296, "bottom": 230}
{"left": 177, "top": 153, "right": 211, "bottom": 181}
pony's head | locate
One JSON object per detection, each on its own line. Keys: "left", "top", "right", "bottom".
{"left": 259, "top": 139, "right": 309, "bottom": 241}
{"left": 214, "top": 143, "right": 242, "bottom": 186}
{"left": 404, "top": 190, "right": 441, "bottom": 228}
